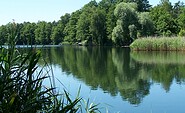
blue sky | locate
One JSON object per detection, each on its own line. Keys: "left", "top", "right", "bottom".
{"left": 0, "top": 0, "right": 183, "bottom": 25}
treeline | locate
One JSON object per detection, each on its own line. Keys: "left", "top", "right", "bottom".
{"left": 0, "top": 0, "right": 185, "bottom": 46}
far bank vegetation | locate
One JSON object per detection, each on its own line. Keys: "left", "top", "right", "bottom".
{"left": 0, "top": 0, "right": 185, "bottom": 47}
{"left": 130, "top": 37, "right": 185, "bottom": 51}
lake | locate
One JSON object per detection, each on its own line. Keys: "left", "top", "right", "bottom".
{"left": 34, "top": 46, "right": 185, "bottom": 113}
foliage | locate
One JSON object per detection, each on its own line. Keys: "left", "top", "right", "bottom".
{"left": 0, "top": 23, "right": 100, "bottom": 113}
{"left": 178, "top": 7, "right": 185, "bottom": 29}
{"left": 138, "top": 12, "right": 154, "bottom": 37}
{"left": 0, "top": 25, "right": 8, "bottom": 45}
{"left": 64, "top": 11, "right": 81, "bottom": 43}
{"left": 150, "top": 0, "right": 179, "bottom": 36}
{"left": 90, "top": 9, "right": 107, "bottom": 45}
{"left": 19, "top": 22, "right": 36, "bottom": 45}
{"left": 179, "top": 29, "right": 185, "bottom": 36}
{"left": 129, "top": 24, "right": 137, "bottom": 40}
{"left": 105, "top": 4, "right": 117, "bottom": 42}
{"left": 112, "top": 20, "right": 124, "bottom": 45}
{"left": 51, "top": 13, "right": 71, "bottom": 44}
{"left": 0, "top": 0, "right": 185, "bottom": 46}
{"left": 34, "top": 21, "right": 53, "bottom": 44}
{"left": 76, "top": 6, "right": 94, "bottom": 43}
{"left": 112, "top": 2, "right": 138, "bottom": 46}
{"left": 119, "top": 0, "right": 152, "bottom": 11}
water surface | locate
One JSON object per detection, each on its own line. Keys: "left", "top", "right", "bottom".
{"left": 38, "top": 46, "right": 185, "bottom": 113}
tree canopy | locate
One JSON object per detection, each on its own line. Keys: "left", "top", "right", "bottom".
{"left": 0, "top": 0, "right": 184, "bottom": 46}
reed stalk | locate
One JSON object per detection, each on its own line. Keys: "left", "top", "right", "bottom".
{"left": 0, "top": 22, "right": 100, "bottom": 113}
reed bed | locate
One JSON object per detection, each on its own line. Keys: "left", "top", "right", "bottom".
{"left": 130, "top": 37, "right": 185, "bottom": 51}
{"left": 0, "top": 23, "right": 100, "bottom": 113}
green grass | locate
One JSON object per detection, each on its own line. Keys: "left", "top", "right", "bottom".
{"left": 130, "top": 36, "right": 185, "bottom": 51}
{"left": 0, "top": 22, "right": 100, "bottom": 113}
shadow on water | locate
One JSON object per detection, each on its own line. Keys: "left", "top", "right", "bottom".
{"left": 21, "top": 46, "right": 185, "bottom": 105}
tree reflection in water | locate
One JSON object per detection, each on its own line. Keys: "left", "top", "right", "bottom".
{"left": 38, "top": 46, "right": 185, "bottom": 105}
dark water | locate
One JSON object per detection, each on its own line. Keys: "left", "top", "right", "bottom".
{"left": 39, "top": 46, "right": 185, "bottom": 113}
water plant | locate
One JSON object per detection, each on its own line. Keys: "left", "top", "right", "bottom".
{"left": 0, "top": 22, "right": 100, "bottom": 113}
{"left": 130, "top": 37, "right": 185, "bottom": 51}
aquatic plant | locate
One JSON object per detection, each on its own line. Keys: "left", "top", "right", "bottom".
{"left": 0, "top": 22, "right": 100, "bottom": 113}
{"left": 130, "top": 37, "right": 185, "bottom": 51}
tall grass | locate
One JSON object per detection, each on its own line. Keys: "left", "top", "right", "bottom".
{"left": 0, "top": 22, "right": 100, "bottom": 112}
{"left": 130, "top": 37, "right": 185, "bottom": 51}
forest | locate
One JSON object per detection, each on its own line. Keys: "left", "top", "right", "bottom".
{"left": 0, "top": 0, "right": 185, "bottom": 46}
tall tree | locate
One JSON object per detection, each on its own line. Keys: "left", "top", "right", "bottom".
{"left": 138, "top": 12, "right": 154, "bottom": 37}
{"left": 63, "top": 10, "right": 81, "bottom": 43}
{"left": 112, "top": 2, "right": 138, "bottom": 46}
{"left": 90, "top": 8, "right": 107, "bottom": 45}
{"left": 51, "top": 13, "right": 70, "bottom": 44}
{"left": 76, "top": 1, "right": 97, "bottom": 43}
{"left": 177, "top": 6, "right": 185, "bottom": 36}
{"left": 172, "top": 1, "right": 184, "bottom": 18}
{"left": 106, "top": 4, "right": 117, "bottom": 44}
{"left": 117, "top": 0, "right": 151, "bottom": 12}
{"left": 34, "top": 21, "right": 52, "bottom": 44}
{"left": 0, "top": 25, "right": 8, "bottom": 44}
{"left": 150, "top": 0, "right": 178, "bottom": 36}
{"left": 19, "top": 22, "right": 36, "bottom": 45}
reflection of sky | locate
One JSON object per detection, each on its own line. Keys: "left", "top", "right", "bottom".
{"left": 43, "top": 65, "right": 185, "bottom": 113}
{"left": 143, "top": 82, "right": 185, "bottom": 113}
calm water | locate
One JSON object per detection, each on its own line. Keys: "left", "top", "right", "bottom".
{"left": 38, "top": 46, "right": 185, "bottom": 113}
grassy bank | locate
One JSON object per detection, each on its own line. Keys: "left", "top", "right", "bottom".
{"left": 130, "top": 37, "right": 185, "bottom": 51}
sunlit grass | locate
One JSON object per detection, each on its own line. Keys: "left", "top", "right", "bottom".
{"left": 130, "top": 36, "right": 185, "bottom": 51}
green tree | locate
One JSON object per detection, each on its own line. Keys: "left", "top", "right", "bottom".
{"left": 177, "top": 7, "right": 185, "bottom": 30}
{"left": 117, "top": 0, "right": 151, "bottom": 12}
{"left": 63, "top": 11, "right": 81, "bottom": 43}
{"left": 150, "top": 0, "right": 178, "bottom": 36}
{"left": 51, "top": 25, "right": 63, "bottom": 44}
{"left": 177, "top": 6, "right": 185, "bottom": 36}
{"left": 51, "top": 13, "right": 70, "bottom": 44}
{"left": 76, "top": 1, "right": 97, "bottom": 44}
{"left": 129, "top": 24, "right": 137, "bottom": 40}
{"left": 34, "top": 21, "right": 52, "bottom": 44}
{"left": 98, "top": 0, "right": 116, "bottom": 11}
{"left": 106, "top": 4, "right": 117, "bottom": 44}
{"left": 19, "top": 22, "right": 36, "bottom": 45}
{"left": 112, "top": 2, "right": 138, "bottom": 46}
{"left": 90, "top": 8, "right": 107, "bottom": 45}
{"left": 0, "top": 25, "right": 8, "bottom": 44}
{"left": 173, "top": 1, "right": 184, "bottom": 18}
{"left": 138, "top": 12, "right": 154, "bottom": 37}
{"left": 99, "top": 0, "right": 117, "bottom": 44}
